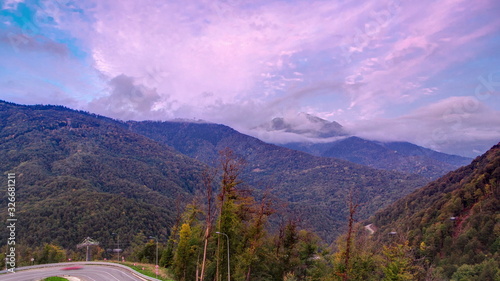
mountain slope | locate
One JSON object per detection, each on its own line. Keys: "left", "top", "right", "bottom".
{"left": 370, "top": 142, "right": 500, "bottom": 278}
{"left": 0, "top": 100, "right": 205, "bottom": 248}
{"left": 256, "top": 115, "right": 471, "bottom": 179}
{"left": 0, "top": 100, "right": 429, "bottom": 246}
{"left": 128, "top": 120, "right": 429, "bottom": 241}
{"left": 283, "top": 136, "right": 471, "bottom": 179}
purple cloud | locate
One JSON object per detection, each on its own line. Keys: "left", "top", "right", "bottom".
{"left": 0, "top": 0, "right": 499, "bottom": 156}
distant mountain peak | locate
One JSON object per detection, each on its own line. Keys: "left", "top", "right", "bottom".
{"left": 299, "top": 112, "right": 332, "bottom": 124}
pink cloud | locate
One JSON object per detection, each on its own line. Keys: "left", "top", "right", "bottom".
{"left": 342, "top": 0, "right": 499, "bottom": 119}
{"left": 3, "top": 0, "right": 497, "bottom": 137}
{"left": 347, "top": 96, "right": 500, "bottom": 156}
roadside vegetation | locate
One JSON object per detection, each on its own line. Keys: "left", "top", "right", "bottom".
{"left": 42, "top": 277, "right": 69, "bottom": 281}
{"left": 119, "top": 261, "right": 175, "bottom": 281}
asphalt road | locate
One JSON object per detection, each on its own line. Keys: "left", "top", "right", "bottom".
{"left": 0, "top": 262, "right": 162, "bottom": 281}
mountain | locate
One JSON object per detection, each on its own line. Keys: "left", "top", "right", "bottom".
{"left": 369, "top": 142, "right": 500, "bottom": 279}
{"left": 128, "top": 120, "right": 429, "bottom": 241}
{"left": 283, "top": 137, "right": 472, "bottom": 179}
{"left": 0, "top": 100, "right": 205, "bottom": 248}
{"left": 0, "top": 100, "right": 429, "bottom": 247}
{"left": 256, "top": 115, "right": 471, "bottom": 179}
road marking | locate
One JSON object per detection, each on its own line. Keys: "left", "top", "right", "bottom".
{"left": 0, "top": 262, "right": 158, "bottom": 281}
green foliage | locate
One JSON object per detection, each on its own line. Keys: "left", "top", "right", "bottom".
{"left": 286, "top": 136, "right": 471, "bottom": 179}
{"left": 0, "top": 101, "right": 205, "bottom": 252}
{"left": 332, "top": 230, "right": 380, "bottom": 281}
{"left": 122, "top": 263, "right": 175, "bottom": 281}
{"left": 135, "top": 240, "right": 162, "bottom": 264}
{"left": 2, "top": 100, "right": 489, "bottom": 280}
{"left": 163, "top": 150, "right": 331, "bottom": 281}
{"left": 371, "top": 142, "right": 500, "bottom": 279}
{"left": 35, "top": 243, "right": 66, "bottom": 264}
{"left": 129, "top": 119, "right": 429, "bottom": 242}
{"left": 381, "top": 242, "right": 418, "bottom": 281}
{"left": 160, "top": 241, "right": 175, "bottom": 268}
{"left": 173, "top": 223, "right": 197, "bottom": 281}
{"left": 451, "top": 259, "right": 500, "bottom": 281}
{"left": 42, "top": 277, "right": 70, "bottom": 281}
{"left": 0, "top": 100, "right": 428, "bottom": 255}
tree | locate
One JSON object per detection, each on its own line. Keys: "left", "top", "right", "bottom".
{"left": 215, "top": 148, "right": 245, "bottom": 281}
{"left": 173, "top": 223, "right": 195, "bottom": 281}
{"left": 35, "top": 243, "right": 66, "bottom": 264}
{"left": 332, "top": 189, "right": 360, "bottom": 280}
{"left": 235, "top": 192, "right": 275, "bottom": 281}
{"left": 129, "top": 231, "right": 148, "bottom": 262}
{"left": 200, "top": 169, "right": 217, "bottom": 281}
{"left": 381, "top": 241, "right": 418, "bottom": 281}
{"left": 162, "top": 197, "right": 185, "bottom": 268}
{"left": 343, "top": 190, "right": 360, "bottom": 281}
{"left": 136, "top": 239, "right": 159, "bottom": 264}
{"left": 164, "top": 148, "right": 333, "bottom": 281}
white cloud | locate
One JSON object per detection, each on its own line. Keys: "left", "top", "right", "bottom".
{"left": 346, "top": 96, "right": 500, "bottom": 157}
{"left": 1, "top": 0, "right": 499, "bottom": 156}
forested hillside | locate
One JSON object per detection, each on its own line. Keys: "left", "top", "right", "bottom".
{"left": 0, "top": 100, "right": 205, "bottom": 248}
{"left": 369, "top": 142, "right": 500, "bottom": 279}
{"left": 151, "top": 143, "right": 500, "bottom": 281}
{"left": 282, "top": 136, "right": 471, "bottom": 179}
{"left": 128, "top": 120, "right": 429, "bottom": 240}
{"left": 0, "top": 100, "right": 427, "bottom": 253}
{"left": 1, "top": 100, "right": 496, "bottom": 280}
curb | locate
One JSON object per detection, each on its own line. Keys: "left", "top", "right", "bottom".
{"left": 0, "top": 262, "right": 162, "bottom": 281}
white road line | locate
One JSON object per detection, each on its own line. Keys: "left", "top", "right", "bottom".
{"left": 0, "top": 262, "right": 159, "bottom": 281}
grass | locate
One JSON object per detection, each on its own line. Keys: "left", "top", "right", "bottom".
{"left": 42, "top": 277, "right": 69, "bottom": 281}
{"left": 114, "top": 261, "right": 175, "bottom": 281}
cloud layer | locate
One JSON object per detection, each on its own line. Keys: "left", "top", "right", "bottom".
{"left": 347, "top": 96, "right": 500, "bottom": 157}
{"left": 0, "top": 0, "right": 499, "bottom": 156}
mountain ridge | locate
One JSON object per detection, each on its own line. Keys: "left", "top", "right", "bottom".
{"left": 368, "top": 141, "right": 500, "bottom": 279}
{"left": 127, "top": 119, "right": 429, "bottom": 240}
{"left": 254, "top": 115, "right": 471, "bottom": 179}
{"left": 0, "top": 100, "right": 428, "bottom": 245}
{"left": 0, "top": 100, "right": 206, "bottom": 248}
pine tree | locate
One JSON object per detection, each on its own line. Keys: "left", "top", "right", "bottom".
{"left": 173, "top": 223, "right": 194, "bottom": 281}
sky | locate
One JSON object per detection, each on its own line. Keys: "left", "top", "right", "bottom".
{"left": 0, "top": 0, "right": 499, "bottom": 157}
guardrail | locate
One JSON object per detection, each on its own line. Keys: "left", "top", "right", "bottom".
{"left": 0, "top": 261, "right": 162, "bottom": 281}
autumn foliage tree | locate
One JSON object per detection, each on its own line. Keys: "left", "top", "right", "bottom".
{"left": 165, "top": 149, "right": 328, "bottom": 281}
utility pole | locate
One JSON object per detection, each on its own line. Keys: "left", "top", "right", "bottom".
{"left": 112, "top": 233, "right": 120, "bottom": 262}
{"left": 77, "top": 237, "right": 99, "bottom": 261}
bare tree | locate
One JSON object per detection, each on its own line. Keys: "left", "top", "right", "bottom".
{"left": 199, "top": 169, "right": 217, "bottom": 281}
{"left": 215, "top": 148, "right": 244, "bottom": 281}
{"left": 244, "top": 191, "right": 275, "bottom": 281}
{"left": 343, "top": 189, "right": 359, "bottom": 281}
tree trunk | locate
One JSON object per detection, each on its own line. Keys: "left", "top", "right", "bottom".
{"left": 343, "top": 191, "right": 359, "bottom": 281}
{"left": 246, "top": 266, "right": 252, "bottom": 281}
{"left": 200, "top": 170, "right": 215, "bottom": 281}
{"left": 200, "top": 227, "right": 210, "bottom": 281}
